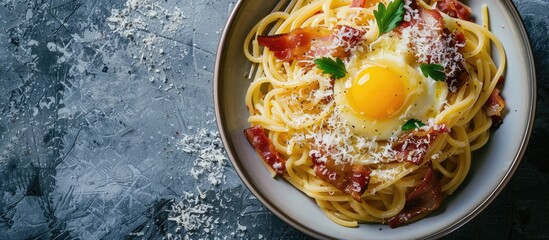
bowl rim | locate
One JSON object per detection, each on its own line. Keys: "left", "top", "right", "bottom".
{"left": 213, "top": 0, "right": 537, "bottom": 239}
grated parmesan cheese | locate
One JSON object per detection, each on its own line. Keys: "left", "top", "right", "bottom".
{"left": 371, "top": 168, "right": 402, "bottom": 183}
{"left": 293, "top": 106, "right": 399, "bottom": 165}
{"left": 168, "top": 192, "right": 216, "bottom": 233}
{"left": 177, "top": 128, "right": 228, "bottom": 186}
{"left": 106, "top": 0, "right": 188, "bottom": 88}
{"left": 169, "top": 128, "right": 259, "bottom": 239}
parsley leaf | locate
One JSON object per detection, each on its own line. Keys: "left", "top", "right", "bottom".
{"left": 402, "top": 119, "right": 426, "bottom": 131}
{"left": 374, "top": 0, "right": 405, "bottom": 37}
{"left": 314, "top": 57, "right": 347, "bottom": 79}
{"left": 420, "top": 63, "right": 446, "bottom": 82}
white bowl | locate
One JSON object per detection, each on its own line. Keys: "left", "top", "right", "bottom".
{"left": 214, "top": 1, "right": 536, "bottom": 239}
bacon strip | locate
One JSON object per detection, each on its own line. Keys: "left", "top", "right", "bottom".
{"left": 392, "top": 125, "right": 449, "bottom": 165}
{"left": 395, "top": 0, "right": 444, "bottom": 51}
{"left": 351, "top": 0, "right": 382, "bottom": 8}
{"left": 244, "top": 126, "right": 286, "bottom": 174}
{"left": 435, "top": 0, "right": 472, "bottom": 21}
{"left": 312, "top": 155, "right": 371, "bottom": 202}
{"left": 445, "top": 29, "right": 468, "bottom": 91}
{"left": 420, "top": 6, "right": 444, "bottom": 28}
{"left": 397, "top": 0, "right": 444, "bottom": 33}
{"left": 485, "top": 88, "right": 505, "bottom": 128}
{"left": 350, "top": 0, "right": 367, "bottom": 7}
{"left": 485, "top": 88, "right": 505, "bottom": 117}
{"left": 257, "top": 25, "right": 364, "bottom": 65}
{"left": 388, "top": 166, "right": 444, "bottom": 228}
{"left": 330, "top": 25, "right": 365, "bottom": 59}
{"left": 257, "top": 27, "right": 331, "bottom": 62}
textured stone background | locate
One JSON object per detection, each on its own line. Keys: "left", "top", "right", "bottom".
{"left": 0, "top": 0, "right": 547, "bottom": 239}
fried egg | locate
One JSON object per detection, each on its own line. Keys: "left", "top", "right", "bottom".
{"left": 334, "top": 37, "right": 448, "bottom": 140}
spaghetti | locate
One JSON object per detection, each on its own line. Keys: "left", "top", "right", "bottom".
{"left": 243, "top": 0, "right": 505, "bottom": 227}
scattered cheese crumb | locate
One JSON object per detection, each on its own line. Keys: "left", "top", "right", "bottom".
{"left": 177, "top": 128, "right": 228, "bottom": 186}
{"left": 168, "top": 192, "right": 217, "bottom": 233}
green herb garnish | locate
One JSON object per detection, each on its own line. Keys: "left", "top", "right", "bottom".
{"left": 402, "top": 119, "right": 426, "bottom": 131}
{"left": 314, "top": 57, "right": 347, "bottom": 79}
{"left": 374, "top": 0, "right": 405, "bottom": 37}
{"left": 420, "top": 63, "right": 447, "bottom": 82}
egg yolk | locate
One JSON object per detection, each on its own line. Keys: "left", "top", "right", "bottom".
{"left": 347, "top": 66, "right": 406, "bottom": 119}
